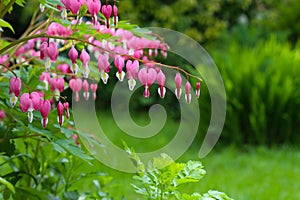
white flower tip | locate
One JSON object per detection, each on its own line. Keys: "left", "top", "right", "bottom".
{"left": 116, "top": 71, "right": 125, "bottom": 82}
{"left": 45, "top": 58, "right": 51, "bottom": 71}
{"left": 10, "top": 96, "right": 18, "bottom": 107}
{"left": 196, "top": 90, "right": 201, "bottom": 98}
{"left": 185, "top": 94, "right": 192, "bottom": 104}
{"left": 158, "top": 87, "right": 166, "bottom": 99}
{"left": 128, "top": 78, "right": 136, "bottom": 91}
{"left": 175, "top": 88, "right": 182, "bottom": 99}
{"left": 40, "top": 4, "right": 45, "bottom": 12}
{"left": 28, "top": 111, "right": 34, "bottom": 123}
{"left": 83, "top": 92, "right": 90, "bottom": 101}
{"left": 57, "top": 116, "right": 65, "bottom": 126}
{"left": 129, "top": 49, "right": 134, "bottom": 56}
{"left": 101, "top": 72, "right": 109, "bottom": 84}
{"left": 82, "top": 67, "right": 90, "bottom": 79}
{"left": 41, "top": 118, "right": 48, "bottom": 129}
{"left": 71, "top": 63, "right": 78, "bottom": 75}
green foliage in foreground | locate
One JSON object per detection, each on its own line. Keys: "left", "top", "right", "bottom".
{"left": 124, "top": 143, "right": 233, "bottom": 200}
{"left": 210, "top": 35, "right": 300, "bottom": 145}
{"left": 97, "top": 146, "right": 300, "bottom": 200}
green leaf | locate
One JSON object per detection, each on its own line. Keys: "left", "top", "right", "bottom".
{"left": 0, "top": 19, "right": 15, "bottom": 33}
{"left": 54, "top": 124, "right": 73, "bottom": 138}
{"left": 28, "top": 124, "right": 54, "bottom": 138}
{"left": 13, "top": 187, "right": 48, "bottom": 200}
{"left": 63, "top": 191, "right": 79, "bottom": 200}
{"left": 0, "top": 177, "right": 15, "bottom": 193}
{"left": 54, "top": 139, "right": 93, "bottom": 161}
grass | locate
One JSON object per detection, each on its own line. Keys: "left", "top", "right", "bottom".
{"left": 74, "top": 111, "right": 300, "bottom": 199}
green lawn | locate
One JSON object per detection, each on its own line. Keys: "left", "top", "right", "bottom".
{"left": 74, "top": 112, "right": 300, "bottom": 199}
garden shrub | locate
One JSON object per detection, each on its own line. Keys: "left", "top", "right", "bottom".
{"left": 210, "top": 36, "right": 300, "bottom": 145}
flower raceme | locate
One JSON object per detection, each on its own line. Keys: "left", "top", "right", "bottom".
{"left": 3, "top": 0, "right": 203, "bottom": 130}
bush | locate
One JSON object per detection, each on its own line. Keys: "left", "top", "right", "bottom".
{"left": 210, "top": 36, "right": 300, "bottom": 145}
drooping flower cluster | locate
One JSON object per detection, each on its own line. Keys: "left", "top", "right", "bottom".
{"left": 1, "top": 0, "right": 202, "bottom": 129}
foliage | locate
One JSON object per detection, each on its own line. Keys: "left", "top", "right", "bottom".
{"left": 119, "top": 0, "right": 272, "bottom": 43}
{"left": 210, "top": 35, "right": 300, "bottom": 145}
{"left": 0, "top": 0, "right": 231, "bottom": 200}
{"left": 124, "top": 144, "right": 233, "bottom": 200}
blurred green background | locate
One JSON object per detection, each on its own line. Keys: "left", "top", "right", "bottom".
{"left": 3, "top": 0, "right": 300, "bottom": 199}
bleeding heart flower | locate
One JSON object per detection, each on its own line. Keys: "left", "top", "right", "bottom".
{"left": 90, "top": 83, "right": 98, "bottom": 100}
{"left": 138, "top": 68, "right": 157, "bottom": 98}
{"left": 83, "top": 80, "right": 90, "bottom": 101}
{"left": 57, "top": 101, "right": 65, "bottom": 126}
{"left": 20, "top": 92, "right": 41, "bottom": 123}
{"left": 40, "top": 72, "right": 51, "bottom": 90}
{"left": 185, "top": 81, "right": 191, "bottom": 104}
{"left": 9, "top": 77, "right": 22, "bottom": 107}
{"left": 87, "top": 0, "right": 101, "bottom": 24}
{"left": 68, "top": 45, "right": 79, "bottom": 74}
{"left": 157, "top": 70, "right": 166, "bottom": 99}
{"left": 174, "top": 72, "right": 182, "bottom": 99}
{"left": 69, "top": 78, "right": 83, "bottom": 101}
{"left": 114, "top": 56, "right": 125, "bottom": 82}
{"left": 80, "top": 49, "right": 90, "bottom": 78}
{"left": 40, "top": 100, "right": 51, "bottom": 128}
{"left": 196, "top": 82, "right": 201, "bottom": 98}
{"left": 102, "top": 4, "right": 112, "bottom": 28}
{"left": 63, "top": 102, "right": 70, "bottom": 118}
{"left": 98, "top": 54, "right": 110, "bottom": 84}
{"left": 126, "top": 60, "right": 139, "bottom": 91}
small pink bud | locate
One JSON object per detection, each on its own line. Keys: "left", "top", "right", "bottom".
{"left": 196, "top": 82, "right": 201, "bottom": 98}
{"left": 47, "top": 42, "right": 58, "bottom": 61}
{"left": 57, "top": 101, "right": 65, "bottom": 126}
{"left": 90, "top": 84, "right": 98, "bottom": 100}
{"left": 113, "top": 5, "right": 118, "bottom": 16}
{"left": 174, "top": 73, "right": 182, "bottom": 99}
{"left": 68, "top": 45, "right": 78, "bottom": 64}
{"left": 69, "top": 45, "right": 79, "bottom": 74}
{"left": 83, "top": 80, "right": 90, "bottom": 101}
{"left": 113, "top": 5, "right": 118, "bottom": 25}
{"left": 80, "top": 49, "right": 90, "bottom": 67}
{"left": 185, "top": 81, "right": 192, "bottom": 104}
{"left": 157, "top": 70, "right": 166, "bottom": 98}
{"left": 9, "top": 77, "right": 22, "bottom": 107}
{"left": 40, "top": 100, "right": 51, "bottom": 128}
{"left": 63, "top": 102, "right": 70, "bottom": 118}
{"left": 80, "top": 49, "right": 91, "bottom": 78}
{"left": 0, "top": 110, "right": 6, "bottom": 120}
{"left": 73, "top": 134, "right": 80, "bottom": 146}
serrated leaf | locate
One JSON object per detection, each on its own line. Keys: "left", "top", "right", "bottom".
{"left": 0, "top": 177, "right": 15, "bottom": 193}
{"left": 0, "top": 19, "right": 15, "bottom": 34}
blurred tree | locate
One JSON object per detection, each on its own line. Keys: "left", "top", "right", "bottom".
{"left": 260, "top": 0, "right": 300, "bottom": 44}
{"left": 118, "top": 0, "right": 266, "bottom": 43}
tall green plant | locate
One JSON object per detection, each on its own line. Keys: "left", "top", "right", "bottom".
{"left": 211, "top": 36, "right": 300, "bottom": 145}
